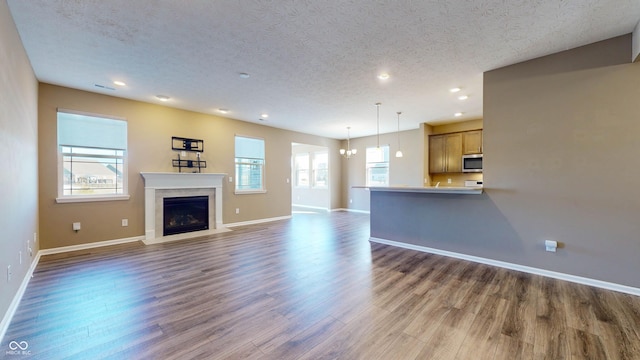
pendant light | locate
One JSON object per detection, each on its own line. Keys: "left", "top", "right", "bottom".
{"left": 395, "top": 111, "right": 403, "bottom": 158}
{"left": 339, "top": 127, "right": 357, "bottom": 159}
{"left": 375, "top": 102, "right": 381, "bottom": 148}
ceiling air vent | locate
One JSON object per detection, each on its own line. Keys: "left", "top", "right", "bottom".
{"left": 94, "top": 84, "right": 115, "bottom": 91}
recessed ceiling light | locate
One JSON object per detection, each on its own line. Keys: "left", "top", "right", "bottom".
{"left": 261, "top": 113, "right": 269, "bottom": 118}
{"left": 450, "top": 87, "right": 461, "bottom": 93}
{"left": 458, "top": 95, "right": 468, "bottom": 100}
{"left": 239, "top": 73, "right": 250, "bottom": 79}
{"left": 377, "top": 73, "right": 390, "bottom": 80}
{"left": 156, "top": 95, "right": 170, "bottom": 102}
{"left": 454, "top": 112, "right": 463, "bottom": 117}
{"left": 217, "top": 108, "right": 229, "bottom": 114}
{"left": 113, "top": 80, "right": 126, "bottom": 86}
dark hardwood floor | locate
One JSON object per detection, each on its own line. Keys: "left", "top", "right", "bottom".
{"left": 2, "top": 210, "right": 640, "bottom": 359}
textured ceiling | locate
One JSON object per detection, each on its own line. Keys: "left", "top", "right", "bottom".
{"left": 6, "top": 0, "right": 640, "bottom": 139}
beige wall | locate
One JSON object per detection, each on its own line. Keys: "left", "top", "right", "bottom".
{"left": 38, "top": 84, "right": 342, "bottom": 249}
{"left": 633, "top": 20, "right": 640, "bottom": 62}
{"left": 484, "top": 34, "right": 640, "bottom": 286}
{"left": 0, "top": 0, "right": 39, "bottom": 330}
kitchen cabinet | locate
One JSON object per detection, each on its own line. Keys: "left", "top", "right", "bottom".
{"left": 463, "top": 130, "right": 483, "bottom": 154}
{"left": 429, "top": 133, "right": 462, "bottom": 173}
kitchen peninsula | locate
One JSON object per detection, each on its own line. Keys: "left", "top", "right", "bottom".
{"left": 367, "top": 186, "right": 517, "bottom": 269}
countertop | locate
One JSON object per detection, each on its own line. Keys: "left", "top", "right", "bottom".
{"left": 354, "top": 185, "right": 483, "bottom": 195}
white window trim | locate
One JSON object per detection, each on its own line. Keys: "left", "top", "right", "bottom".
{"left": 365, "top": 145, "right": 390, "bottom": 187}
{"left": 56, "top": 148, "right": 130, "bottom": 203}
{"left": 56, "top": 109, "right": 129, "bottom": 202}
{"left": 294, "top": 153, "right": 310, "bottom": 189}
{"left": 234, "top": 190, "right": 268, "bottom": 195}
{"left": 234, "top": 135, "right": 266, "bottom": 193}
{"left": 311, "top": 151, "right": 328, "bottom": 189}
{"left": 56, "top": 195, "right": 130, "bottom": 204}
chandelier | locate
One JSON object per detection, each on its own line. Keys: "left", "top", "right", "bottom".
{"left": 339, "top": 127, "right": 357, "bottom": 159}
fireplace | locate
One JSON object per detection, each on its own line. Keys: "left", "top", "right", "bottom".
{"left": 163, "top": 196, "right": 209, "bottom": 236}
{"left": 140, "top": 172, "right": 228, "bottom": 245}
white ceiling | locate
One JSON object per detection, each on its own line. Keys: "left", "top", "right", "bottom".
{"left": 7, "top": 1, "right": 640, "bottom": 139}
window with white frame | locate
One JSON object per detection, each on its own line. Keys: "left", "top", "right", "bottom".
{"left": 57, "top": 110, "right": 128, "bottom": 202}
{"left": 235, "top": 136, "right": 265, "bottom": 192}
{"left": 312, "top": 151, "right": 328, "bottom": 188}
{"left": 366, "top": 145, "right": 389, "bottom": 186}
{"left": 294, "top": 153, "right": 310, "bottom": 187}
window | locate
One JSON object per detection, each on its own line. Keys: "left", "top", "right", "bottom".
{"left": 366, "top": 145, "right": 389, "bottom": 186}
{"left": 312, "top": 151, "right": 328, "bottom": 188}
{"left": 294, "top": 153, "right": 310, "bottom": 187}
{"left": 57, "top": 110, "right": 128, "bottom": 202}
{"left": 235, "top": 136, "right": 265, "bottom": 192}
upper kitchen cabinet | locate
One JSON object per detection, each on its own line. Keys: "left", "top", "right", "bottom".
{"left": 429, "top": 133, "right": 462, "bottom": 173}
{"left": 463, "top": 130, "right": 483, "bottom": 154}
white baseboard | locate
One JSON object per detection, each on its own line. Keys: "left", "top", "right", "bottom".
{"left": 38, "top": 235, "right": 145, "bottom": 256}
{"left": 0, "top": 252, "right": 40, "bottom": 343}
{"left": 370, "top": 237, "right": 640, "bottom": 297}
{"left": 225, "top": 215, "right": 292, "bottom": 228}
{"left": 331, "top": 208, "right": 370, "bottom": 214}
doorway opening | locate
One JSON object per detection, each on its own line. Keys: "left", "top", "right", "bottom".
{"left": 291, "top": 143, "right": 330, "bottom": 212}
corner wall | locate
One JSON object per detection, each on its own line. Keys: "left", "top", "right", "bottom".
{"left": 0, "top": 0, "right": 39, "bottom": 336}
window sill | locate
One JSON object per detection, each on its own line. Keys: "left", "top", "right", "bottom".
{"left": 234, "top": 190, "right": 267, "bottom": 195}
{"left": 56, "top": 195, "right": 130, "bottom": 203}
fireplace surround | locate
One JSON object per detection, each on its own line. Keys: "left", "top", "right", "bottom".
{"left": 141, "top": 172, "right": 228, "bottom": 244}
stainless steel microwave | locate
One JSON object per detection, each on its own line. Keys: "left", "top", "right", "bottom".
{"left": 462, "top": 154, "right": 483, "bottom": 173}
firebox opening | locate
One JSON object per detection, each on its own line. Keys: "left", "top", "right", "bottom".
{"left": 163, "top": 195, "right": 209, "bottom": 236}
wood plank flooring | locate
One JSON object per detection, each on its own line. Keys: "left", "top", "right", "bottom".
{"left": 2, "top": 210, "right": 640, "bottom": 359}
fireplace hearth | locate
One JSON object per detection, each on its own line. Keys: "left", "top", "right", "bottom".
{"left": 163, "top": 196, "right": 209, "bottom": 236}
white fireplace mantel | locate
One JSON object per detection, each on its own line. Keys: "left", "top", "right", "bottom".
{"left": 140, "top": 172, "right": 227, "bottom": 244}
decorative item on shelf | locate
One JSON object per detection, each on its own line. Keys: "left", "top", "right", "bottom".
{"left": 171, "top": 136, "right": 207, "bottom": 173}
{"left": 340, "top": 127, "right": 357, "bottom": 159}
{"left": 395, "top": 111, "right": 403, "bottom": 158}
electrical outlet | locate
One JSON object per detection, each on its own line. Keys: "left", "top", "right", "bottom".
{"left": 235, "top": 208, "right": 240, "bottom": 214}
{"left": 228, "top": 177, "right": 233, "bottom": 182}
{"left": 121, "top": 219, "right": 128, "bottom": 227}
{"left": 73, "top": 222, "right": 81, "bottom": 231}
{"left": 545, "top": 240, "right": 558, "bottom": 252}
{"left": 447, "top": 178, "right": 452, "bottom": 184}
{"left": 7, "top": 265, "right": 11, "bottom": 282}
